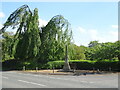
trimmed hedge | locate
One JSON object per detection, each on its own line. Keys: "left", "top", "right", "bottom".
{"left": 47, "top": 60, "right": 119, "bottom": 71}
{"left": 2, "top": 59, "right": 119, "bottom": 71}
{"left": 2, "top": 59, "right": 23, "bottom": 70}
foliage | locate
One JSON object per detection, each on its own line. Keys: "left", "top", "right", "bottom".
{"left": 14, "top": 8, "right": 41, "bottom": 61}
{"left": 88, "top": 40, "right": 100, "bottom": 47}
{"left": 1, "top": 5, "right": 41, "bottom": 62}
{"left": 47, "top": 59, "right": 119, "bottom": 71}
{"left": 2, "top": 59, "right": 23, "bottom": 70}
{"left": 71, "top": 44, "right": 86, "bottom": 60}
{"left": 1, "top": 5, "right": 73, "bottom": 69}
{"left": 38, "top": 15, "right": 73, "bottom": 63}
{"left": 85, "top": 41, "right": 120, "bottom": 61}
{"left": 0, "top": 5, "right": 31, "bottom": 34}
{"left": 47, "top": 60, "right": 96, "bottom": 69}
{"left": 2, "top": 32, "right": 15, "bottom": 61}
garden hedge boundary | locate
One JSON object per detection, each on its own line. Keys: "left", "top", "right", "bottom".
{"left": 2, "top": 59, "right": 119, "bottom": 71}
{"left": 47, "top": 60, "right": 119, "bottom": 71}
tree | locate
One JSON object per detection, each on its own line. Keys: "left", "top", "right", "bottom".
{"left": 0, "top": 5, "right": 31, "bottom": 34}
{"left": 88, "top": 40, "right": 99, "bottom": 47}
{"left": 85, "top": 41, "right": 119, "bottom": 61}
{"left": 1, "top": 5, "right": 41, "bottom": 62}
{"left": 71, "top": 44, "right": 86, "bottom": 60}
{"left": 2, "top": 32, "right": 14, "bottom": 61}
{"left": 85, "top": 41, "right": 101, "bottom": 60}
{"left": 1, "top": 5, "right": 73, "bottom": 69}
{"left": 14, "top": 8, "right": 41, "bottom": 61}
{"left": 114, "top": 40, "right": 120, "bottom": 61}
{"left": 39, "top": 15, "right": 73, "bottom": 63}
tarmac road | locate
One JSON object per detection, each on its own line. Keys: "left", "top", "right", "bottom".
{"left": 2, "top": 71, "right": 118, "bottom": 88}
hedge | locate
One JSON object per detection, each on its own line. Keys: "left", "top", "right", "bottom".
{"left": 2, "top": 59, "right": 23, "bottom": 70}
{"left": 2, "top": 59, "right": 119, "bottom": 71}
{"left": 47, "top": 60, "right": 119, "bottom": 71}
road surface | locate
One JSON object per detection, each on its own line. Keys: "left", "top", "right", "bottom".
{"left": 2, "top": 71, "right": 118, "bottom": 88}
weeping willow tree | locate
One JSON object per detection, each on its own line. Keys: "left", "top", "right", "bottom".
{"left": 1, "top": 5, "right": 41, "bottom": 62}
{"left": 39, "top": 15, "right": 73, "bottom": 63}
{"left": 2, "top": 32, "right": 14, "bottom": 61}
{"left": 1, "top": 5, "right": 73, "bottom": 69}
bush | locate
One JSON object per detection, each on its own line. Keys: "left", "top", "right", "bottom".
{"left": 2, "top": 59, "right": 23, "bottom": 70}
{"left": 2, "top": 59, "right": 119, "bottom": 71}
{"left": 93, "top": 61, "right": 119, "bottom": 71}
{"left": 47, "top": 60, "right": 65, "bottom": 69}
{"left": 47, "top": 59, "right": 119, "bottom": 71}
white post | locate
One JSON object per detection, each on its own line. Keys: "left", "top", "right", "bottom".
{"left": 23, "top": 66, "right": 25, "bottom": 71}
{"left": 36, "top": 67, "right": 38, "bottom": 72}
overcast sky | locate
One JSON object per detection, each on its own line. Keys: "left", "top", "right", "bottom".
{"left": 0, "top": 2, "right": 118, "bottom": 46}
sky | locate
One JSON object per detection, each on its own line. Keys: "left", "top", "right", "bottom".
{"left": 0, "top": 2, "right": 118, "bottom": 46}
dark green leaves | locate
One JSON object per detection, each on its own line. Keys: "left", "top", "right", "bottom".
{"left": 15, "top": 8, "right": 41, "bottom": 61}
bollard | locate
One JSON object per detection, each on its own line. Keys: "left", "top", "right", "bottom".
{"left": 23, "top": 66, "right": 25, "bottom": 71}
{"left": 53, "top": 66, "right": 54, "bottom": 73}
{"left": 73, "top": 69, "right": 75, "bottom": 73}
{"left": 36, "top": 67, "right": 38, "bottom": 72}
{"left": 97, "top": 69, "right": 100, "bottom": 73}
{"left": 109, "top": 67, "right": 111, "bottom": 71}
{"left": 93, "top": 67, "right": 95, "bottom": 73}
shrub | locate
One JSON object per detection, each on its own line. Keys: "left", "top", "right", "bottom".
{"left": 47, "top": 59, "right": 119, "bottom": 71}
{"left": 2, "top": 59, "right": 23, "bottom": 70}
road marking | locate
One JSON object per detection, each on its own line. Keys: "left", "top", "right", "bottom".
{"left": 55, "top": 78, "right": 62, "bottom": 79}
{"left": 63, "top": 79, "right": 69, "bottom": 80}
{"left": 18, "top": 80, "right": 46, "bottom": 87}
{"left": 18, "top": 73, "right": 30, "bottom": 75}
{"left": 34, "top": 75, "right": 39, "bottom": 76}
{"left": 17, "top": 73, "right": 65, "bottom": 81}
{"left": 49, "top": 77, "right": 56, "bottom": 79}
{"left": 89, "top": 82, "right": 95, "bottom": 83}
{"left": 81, "top": 81, "right": 88, "bottom": 83}
{"left": 16, "top": 72, "right": 96, "bottom": 84}
{"left": 2, "top": 76, "right": 8, "bottom": 79}
{"left": 18, "top": 73, "right": 44, "bottom": 78}
{"left": 80, "top": 81, "right": 95, "bottom": 84}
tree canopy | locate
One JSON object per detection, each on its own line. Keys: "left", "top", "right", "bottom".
{"left": 1, "top": 5, "right": 73, "bottom": 65}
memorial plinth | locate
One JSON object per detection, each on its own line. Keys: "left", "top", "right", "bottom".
{"left": 62, "top": 45, "right": 71, "bottom": 72}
